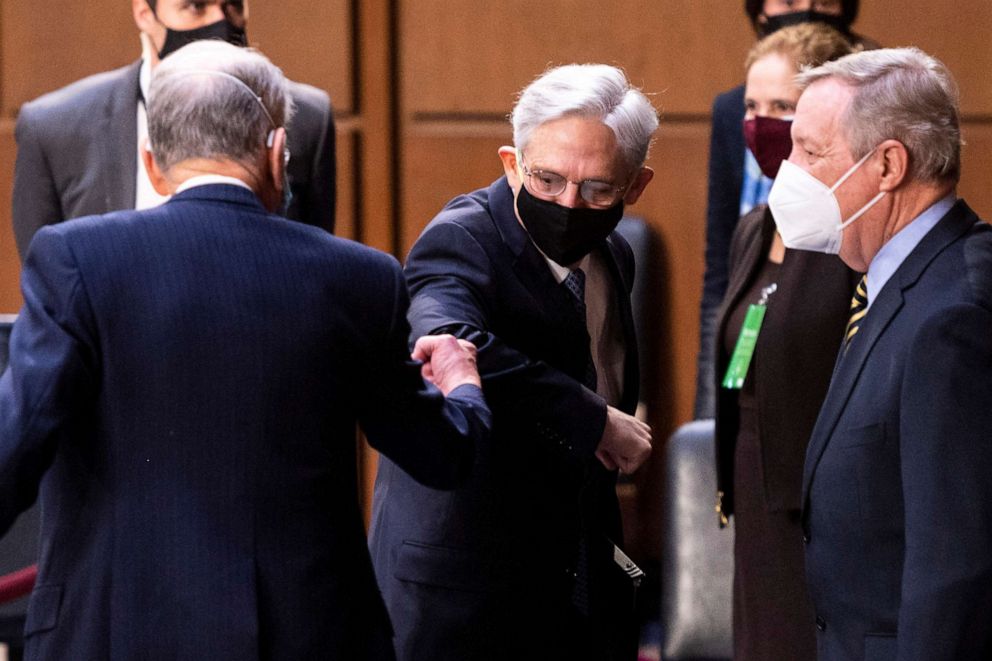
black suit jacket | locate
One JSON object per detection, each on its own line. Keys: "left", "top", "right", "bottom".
{"left": 368, "top": 177, "right": 640, "bottom": 661}
{"left": 11, "top": 60, "right": 336, "bottom": 258}
{"left": 714, "top": 206, "right": 858, "bottom": 516}
{"left": 0, "top": 184, "right": 489, "bottom": 661}
{"left": 802, "top": 200, "right": 992, "bottom": 661}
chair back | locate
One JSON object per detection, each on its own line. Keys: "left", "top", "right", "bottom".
{"left": 659, "top": 419, "right": 733, "bottom": 660}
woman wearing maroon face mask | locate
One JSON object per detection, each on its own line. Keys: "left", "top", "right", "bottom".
{"left": 713, "top": 24, "right": 861, "bottom": 661}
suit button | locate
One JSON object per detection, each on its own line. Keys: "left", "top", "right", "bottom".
{"left": 815, "top": 616, "right": 826, "bottom": 632}
{"left": 802, "top": 532, "right": 811, "bottom": 544}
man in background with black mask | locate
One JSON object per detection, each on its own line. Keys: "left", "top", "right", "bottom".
{"left": 693, "top": 0, "right": 878, "bottom": 419}
{"left": 369, "top": 64, "right": 655, "bottom": 661}
{"left": 11, "top": 0, "right": 336, "bottom": 259}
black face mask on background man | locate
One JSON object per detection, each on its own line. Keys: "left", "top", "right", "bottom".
{"left": 759, "top": 10, "right": 849, "bottom": 37}
{"left": 157, "top": 17, "right": 247, "bottom": 60}
{"left": 516, "top": 183, "right": 624, "bottom": 267}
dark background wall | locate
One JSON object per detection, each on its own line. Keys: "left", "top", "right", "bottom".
{"left": 0, "top": 1, "right": 988, "bottom": 559}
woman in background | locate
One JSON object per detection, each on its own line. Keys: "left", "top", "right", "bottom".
{"left": 713, "top": 23, "right": 860, "bottom": 661}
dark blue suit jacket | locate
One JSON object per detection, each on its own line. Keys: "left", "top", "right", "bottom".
{"left": 368, "top": 177, "right": 640, "bottom": 660}
{"left": 0, "top": 184, "right": 489, "bottom": 661}
{"left": 696, "top": 84, "right": 746, "bottom": 418}
{"left": 802, "top": 200, "right": 992, "bottom": 661}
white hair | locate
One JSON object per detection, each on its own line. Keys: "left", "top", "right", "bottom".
{"left": 510, "top": 64, "right": 659, "bottom": 169}
{"left": 147, "top": 40, "right": 295, "bottom": 171}
{"left": 797, "top": 47, "right": 962, "bottom": 183}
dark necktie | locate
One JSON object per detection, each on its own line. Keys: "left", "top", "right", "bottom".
{"left": 562, "top": 269, "right": 598, "bottom": 391}
{"left": 844, "top": 275, "right": 869, "bottom": 349}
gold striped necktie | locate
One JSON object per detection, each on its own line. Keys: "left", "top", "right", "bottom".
{"left": 845, "top": 275, "right": 869, "bottom": 348}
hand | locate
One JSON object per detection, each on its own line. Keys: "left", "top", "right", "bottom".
{"left": 412, "top": 334, "right": 481, "bottom": 396}
{"left": 595, "top": 405, "right": 652, "bottom": 474}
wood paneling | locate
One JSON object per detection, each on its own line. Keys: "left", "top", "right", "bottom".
{"left": 0, "top": 1, "right": 135, "bottom": 116}
{"left": 857, "top": 4, "right": 992, "bottom": 114}
{"left": 400, "top": 0, "right": 753, "bottom": 116}
{"left": 249, "top": 0, "right": 353, "bottom": 113}
{"left": 960, "top": 122, "right": 992, "bottom": 220}
{"left": 0, "top": 121, "right": 20, "bottom": 312}
{"left": 400, "top": 127, "right": 509, "bottom": 257}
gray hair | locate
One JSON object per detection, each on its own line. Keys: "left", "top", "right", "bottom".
{"left": 147, "top": 40, "right": 295, "bottom": 172}
{"left": 510, "top": 64, "right": 659, "bottom": 170}
{"left": 796, "top": 47, "right": 961, "bottom": 183}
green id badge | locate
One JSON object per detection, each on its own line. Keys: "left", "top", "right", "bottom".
{"left": 722, "top": 283, "right": 777, "bottom": 390}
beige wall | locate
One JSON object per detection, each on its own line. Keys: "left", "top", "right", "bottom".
{"left": 1, "top": 1, "right": 989, "bottom": 557}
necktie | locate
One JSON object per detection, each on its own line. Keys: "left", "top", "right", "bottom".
{"left": 562, "top": 269, "right": 598, "bottom": 391}
{"left": 844, "top": 275, "right": 869, "bottom": 348}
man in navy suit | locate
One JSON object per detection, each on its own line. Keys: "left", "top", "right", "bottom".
{"left": 370, "top": 64, "right": 655, "bottom": 661}
{"left": 12, "top": 0, "right": 336, "bottom": 259}
{"left": 0, "top": 41, "right": 490, "bottom": 661}
{"left": 766, "top": 48, "right": 992, "bottom": 660}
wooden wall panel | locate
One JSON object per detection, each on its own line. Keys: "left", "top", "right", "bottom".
{"left": 400, "top": 0, "right": 753, "bottom": 117}
{"left": 400, "top": 127, "right": 509, "bottom": 257}
{"left": 0, "top": 121, "right": 19, "bottom": 313}
{"left": 249, "top": 0, "right": 353, "bottom": 112}
{"left": 0, "top": 1, "right": 135, "bottom": 116}
{"left": 960, "top": 122, "right": 992, "bottom": 220}
{"left": 857, "top": 4, "right": 992, "bottom": 114}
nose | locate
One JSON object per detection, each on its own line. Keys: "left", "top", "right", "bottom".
{"left": 555, "top": 182, "right": 584, "bottom": 208}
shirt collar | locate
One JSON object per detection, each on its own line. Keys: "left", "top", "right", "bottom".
{"left": 865, "top": 192, "right": 956, "bottom": 308}
{"left": 139, "top": 55, "right": 152, "bottom": 105}
{"left": 175, "top": 174, "right": 254, "bottom": 195}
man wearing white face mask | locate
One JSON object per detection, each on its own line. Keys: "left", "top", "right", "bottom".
{"left": 767, "top": 47, "right": 992, "bottom": 660}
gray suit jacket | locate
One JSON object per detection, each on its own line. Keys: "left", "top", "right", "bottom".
{"left": 12, "top": 60, "right": 336, "bottom": 258}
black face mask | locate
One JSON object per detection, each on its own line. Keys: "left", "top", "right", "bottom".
{"left": 516, "top": 183, "right": 624, "bottom": 267}
{"left": 157, "top": 18, "right": 248, "bottom": 60}
{"left": 759, "top": 10, "right": 849, "bottom": 37}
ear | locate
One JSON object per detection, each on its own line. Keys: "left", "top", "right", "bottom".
{"left": 497, "top": 146, "right": 523, "bottom": 191}
{"left": 877, "top": 139, "right": 909, "bottom": 192}
{"left": 622, "top": 166, "right": 654, "bottom": 205}
{"left": 267, "top": 127, "right": 287, "bottom": 190}
{"left": 133, "top": 0, "right": 157, "bottom": 33}
{"left": 141, "top": 139, "right": 173, "bottom": 196}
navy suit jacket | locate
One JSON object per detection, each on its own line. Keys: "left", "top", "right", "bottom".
{"left": 802, "top": 200, "right": 992, "bottom": 661}
{"left": 12, "top": 60, "right": 336, "bottom": 258}
{"left": 368, "top": 177, "right": 640, "bottom": 661}
{"left": 0, "top": 185, "right": 489, "bottom": 661}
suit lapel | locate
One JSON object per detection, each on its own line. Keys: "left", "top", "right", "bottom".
{"left": 802, "top": 200, "right": 977, "bottom": 502}
{"left": 100, "top": 61, "right": 142, "bottom": 212}
{"left": 488, "top": 178, "right": 588, "bottom": 332}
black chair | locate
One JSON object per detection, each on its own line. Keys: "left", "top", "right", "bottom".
{"left": 0, "top": 317, "right": 37, "bottom": 661}
{"left": 659, "top": 419, "right": 733, "bottom": 660}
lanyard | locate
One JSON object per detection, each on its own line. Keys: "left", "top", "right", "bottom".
{"left": 721, "top": 283, "right": 777, "bottom": 390}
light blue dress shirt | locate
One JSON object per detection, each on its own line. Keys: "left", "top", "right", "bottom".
{"left": 865, "top": 194, "right": 957, "bottom": 309}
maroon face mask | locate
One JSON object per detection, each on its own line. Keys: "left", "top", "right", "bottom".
{"left": 743, "top": 116, "right": 793, "bottom": 179}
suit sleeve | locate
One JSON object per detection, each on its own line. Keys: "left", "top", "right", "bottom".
{"left": 357, "top": 257, "right": 489, "bottom": 490}
{"left": 897, "top": 302, "right": 992, "bottom": 660}
{"left": 405, "top": 220, "right": 607, "bottom": 457}
{"left": 12, "top": 107, "right": 65, "bottom": 261}
{"left": 0, "top": 229, "right": 98, "bottom": 536}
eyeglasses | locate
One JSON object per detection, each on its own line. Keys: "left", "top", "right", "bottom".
{"left": 519, "top": 155, "right": 629, "bottom": 208}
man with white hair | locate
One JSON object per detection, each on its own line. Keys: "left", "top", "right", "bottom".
{"left": 12, "top": 0, "right": 336, "bottom": 259}
{"left": 0, "top": 41, "right": 491, "bottom": 661}
{"left": 766, "top": 47, "right": 992, "bottom": 659}
{"left": 370, "top": 64, "right": 656, "bottom": 660}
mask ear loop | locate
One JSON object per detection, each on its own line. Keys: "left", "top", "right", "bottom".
{"left": 183, "top": 69, "right": 279, "bottom": 144}
{"left": 829, "top": 145, "right": 879, "bottom": 194}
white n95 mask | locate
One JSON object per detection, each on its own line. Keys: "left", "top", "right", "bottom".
{"left": 768, "top": 148, "right": 886, "bottom": 254}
